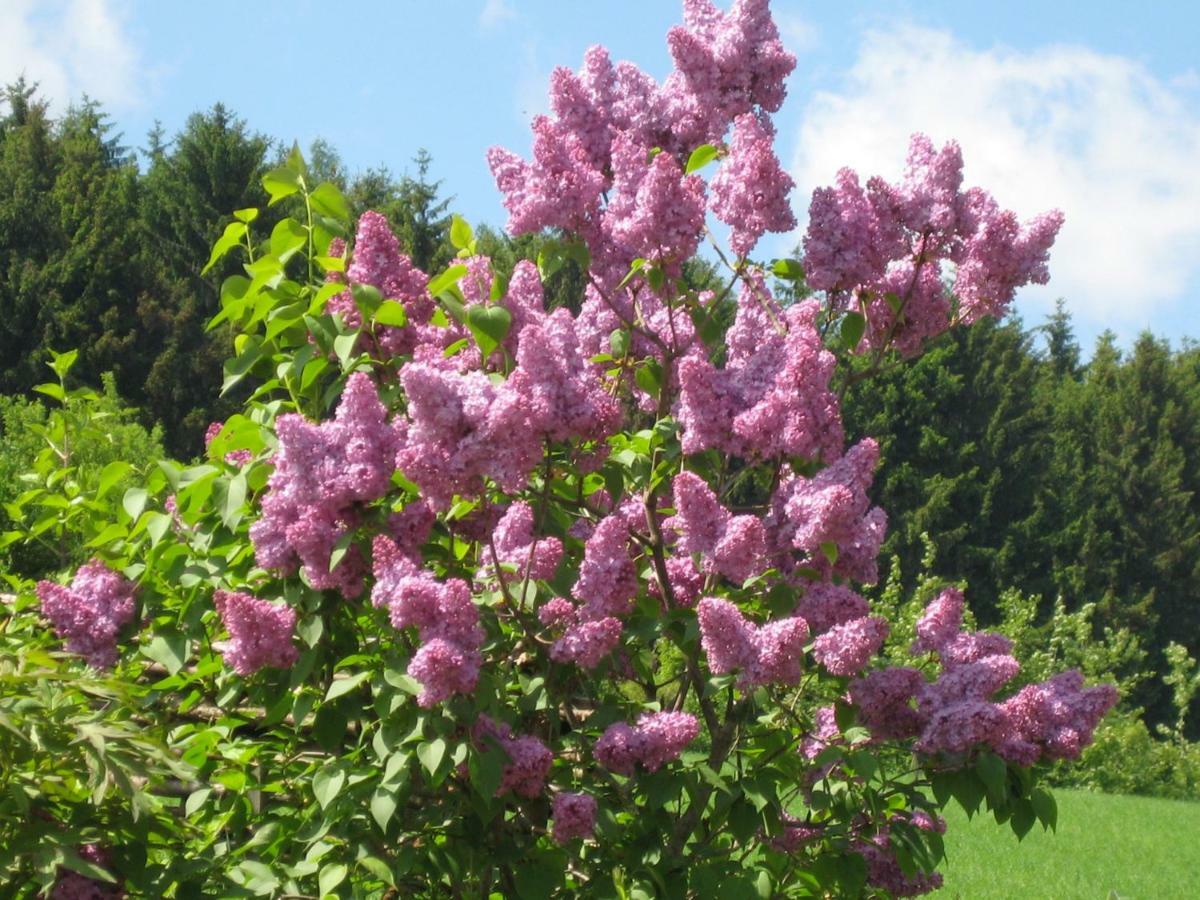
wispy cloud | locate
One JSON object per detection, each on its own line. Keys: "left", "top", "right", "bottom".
{"left": 789, "top": 24, "right": 1200, "bottom": 331}
{"left": 479, "top": 0, "right": 516, "bottom": 32}
{"left": 0, "top": 0, "right": 143, "bottom": 112}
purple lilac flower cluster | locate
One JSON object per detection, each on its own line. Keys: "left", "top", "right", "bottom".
{"left": 475, "top": 716, "right": 554, "bottom": 798}
{"left": 249, "top": 372, "right": 403, "bottom": 597}
{"left": 766, "top": 437, "right": 887, "bottom": 584}
{"left": 212, "top": 590, "right": 299, "bottom": 675}
{"left": 36, "top": 560, "right": 136, "bottom": 669}
{"left": 847, "top": 588, "right": 1118, "bottom": 765}
{"left": 594, "top": 711, "right": 700, "bottom": 775}
{"left": 551, "top": 792, "right": 598, "bottom": 845}
{"left": 667, "top": 470, "right": 766, "bottom": 584}
{"left": 326, "top": 210, "right": 432, "bottom": 358}
{"left": 372, "top": 534, "right": 483, "bottom": 707}
{"left": 696, "top": 597, "right": 807, "bottom": 687}
{"left": 541, "top": 513, "right": 639, "bottom": 669}
{"left": 677, "top": 280, "right": 843, "bottom": 462}
{"left": 803, "top": 133, "right": 1064, "bottom": 356}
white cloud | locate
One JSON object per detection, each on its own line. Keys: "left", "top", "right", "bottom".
{"left": 774, "top": 10, "right": 819, "bottom": 56}
{"left": 789, "top": 24, "right": 1200, "bottom": 330}
{"left": 0, "top": 0, "right": 142, "bottom": 112}
{"left": 479, "top": 0, "right": 516, "bottom": 31}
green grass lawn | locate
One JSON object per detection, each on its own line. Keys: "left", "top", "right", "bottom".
{"left": 935, "top": 789, "right": 1200, "bottom": 899}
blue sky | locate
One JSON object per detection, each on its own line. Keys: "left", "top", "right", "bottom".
{"left": 4, "top": 0, "right": 1198, "bottom": 351}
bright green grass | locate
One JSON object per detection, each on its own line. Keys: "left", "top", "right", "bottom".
{"left": 935, "top": 789, "right": 1200, "bottom": 899}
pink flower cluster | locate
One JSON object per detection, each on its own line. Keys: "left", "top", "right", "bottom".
{"left": 250, "top": 372, "right": 402, "bottom": 597}
{"left": 551, "top": 791, "right": 598, "bottom": 844}
{"left": 488, "top": 501, "right": 564, "bottom": 582}
{"left": 594, "top": 711, "right": 700, "bottom": 775}
{"left": 36, "top": 560, "right": 136, "bottom": 669}
{"left": 506, "top": 308, "right": 622, "bottom": 443}
{"left": 326, "top": 210, "right": 432, "bottom": 358}
{"left": 212, "top": 590, "right": 299, "bottom": 675}
{"left": 794, "top": 581, "right": 870, "bottom": 636}
{"left": 697, "top": 597, "right": 808, "bottom": 687}
{"left": 709, "top": 113, "right": 796, "bottom": 257}
{"left": 668, "top": 471, "right": 766, "bottom": 584}
{"left": 396, "top": 363, "right": 542, "bottom": 509}
{"left": 848, "top": 588, "right": 1118, "bottom": 764}
{"left": 811, "top": 615, "right": 889, "bottom": 677}
{"left": 545, "top": 514, "right": 639, "bottom": 669}
{"left": 803, "top": 134, "right": 1064, "bottom": 356}
{"left": 475, "top": 716, "right": 554, "bottom": 798}
{"left": 767, "top": 438, "right": 887, "bottom": 584}
{"left": 677, "top": 280, "right": 843, "bottom": 462}
{"left": 372, "top": 535, "right": 483, "bottom": 707}
{"left": 489, "top": 0, "right": 796, "bottom": 287}
{"left": 604, "top": 136, "right": 707, "bottom": 269}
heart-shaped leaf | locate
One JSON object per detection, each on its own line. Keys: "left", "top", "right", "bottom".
{"left": 466, "top": 305, "right": 512, "bottom": 359}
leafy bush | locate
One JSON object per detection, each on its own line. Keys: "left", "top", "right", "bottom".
{"left": 0, "top": 3, "right": 1120, "bottom": 897}
{"left": 0, "top": 362, "right": 163, "bottom": 580}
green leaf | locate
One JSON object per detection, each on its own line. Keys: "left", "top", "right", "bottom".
{"left": 619, "top": 257, "right": 647, "bottom": 289}
{"left": 374, "top": 300, "right": 408, "bottom": 327}
{"left": 417, "top": 737, "right": 447, "bottom": 777}
{"left": 269, "top": 218, "right": 307, "bottom": 263}
{"left": 333, "top": 333, "right": 360, "bottom": 368}
{"left": 428, "top": 264, "right": 468, "bottom": 298}
{"left": 469, "top": 744, "right": 506, "bottom": 800}
{"left": 325, "top": 670, "right": 370, "bottom": 701}
{"left": 450, "top": 214, "right": 474, "bottom": 251}
{"left": 1030, "top": 787, "right": 1057, "bottom": 832}
{"left": 358, "top": 855, "right": 395, "bottom": 885}
{"left": 123, "top": 486, "right": 148, "bottom": 521}
{"left": 840, "top": 312, "right": 866, "bottom": 352}
{"left": 142, "top": 632, "right": 188, "bottom": 675}
{"left": 537, "top": 242, "right": 565, "bottom": 281}
{"left": 312, "top": 766, "right": 346, "bottom": 810}
{"left": 976, "top": 752, "right": 1007, "bottom": 804}
{"left": 771, "top": 258, "right": 805, "bottom": 281}
{"left": 263, "top": 166, "right": 302, "bottom": 205}
{"left": 319, "top": 862, "right": 348, "bottom": 896}
{"left": 33, "top": 382, "right": 65, "bottom": 402}
{"left": 222, "top": 470, "right": 247, "bottom": 530}
{"left": 48, "top": 348, "right": 78, "bottom": 380}
{"left": 202, "top": 221, "right": 247, "bottom": 274}
{"left": 185, "top": 787, "right": 211, "bottom": 816}
{"left": 610, "top": 329, "right": 631, "bottom": 358}
{"left": 311, "top": 182, "right": 351, "bottom": 223}
{"left": 635, "top": 359, "right": 663, "bottom": 399}
{"left": 95, "top": 461, "right": 133, "bottom": 500}
{"left": 820, "top": 541, "right": 839, "bottom": 565}
{"left": 60, "top": 847, "right": 117, "bottom": 883}
{"left": 233, "top": 207, "right": 259, "bottom": 223}
{"left": 685, "top": 143, "right": 720, "bottom": 174}
{"left": 1010, "top": 799, "right": 1036, "bottom": 840}
{"left": 238, "top": 860, "right": 280, "bottom": 895}
{"left": 466, "top": 305, "right": 512, "bottom": 359}
{"left": 514, "top": 860, "right": 563, "bottom": 900}
{"left": 370, "top": 786, "right": 398, "bottom": 831}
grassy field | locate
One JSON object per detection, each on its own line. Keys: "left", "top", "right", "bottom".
{"left": 935, "top": 789, "right": 1200, "bottom": 899}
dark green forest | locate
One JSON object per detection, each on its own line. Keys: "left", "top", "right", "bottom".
{"left": 2, "top": 80, "right": 1197, "bottom": 739}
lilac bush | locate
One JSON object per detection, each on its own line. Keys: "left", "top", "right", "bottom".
{"left": 4, "top": 1, "right": 1119, "bottom": 896}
